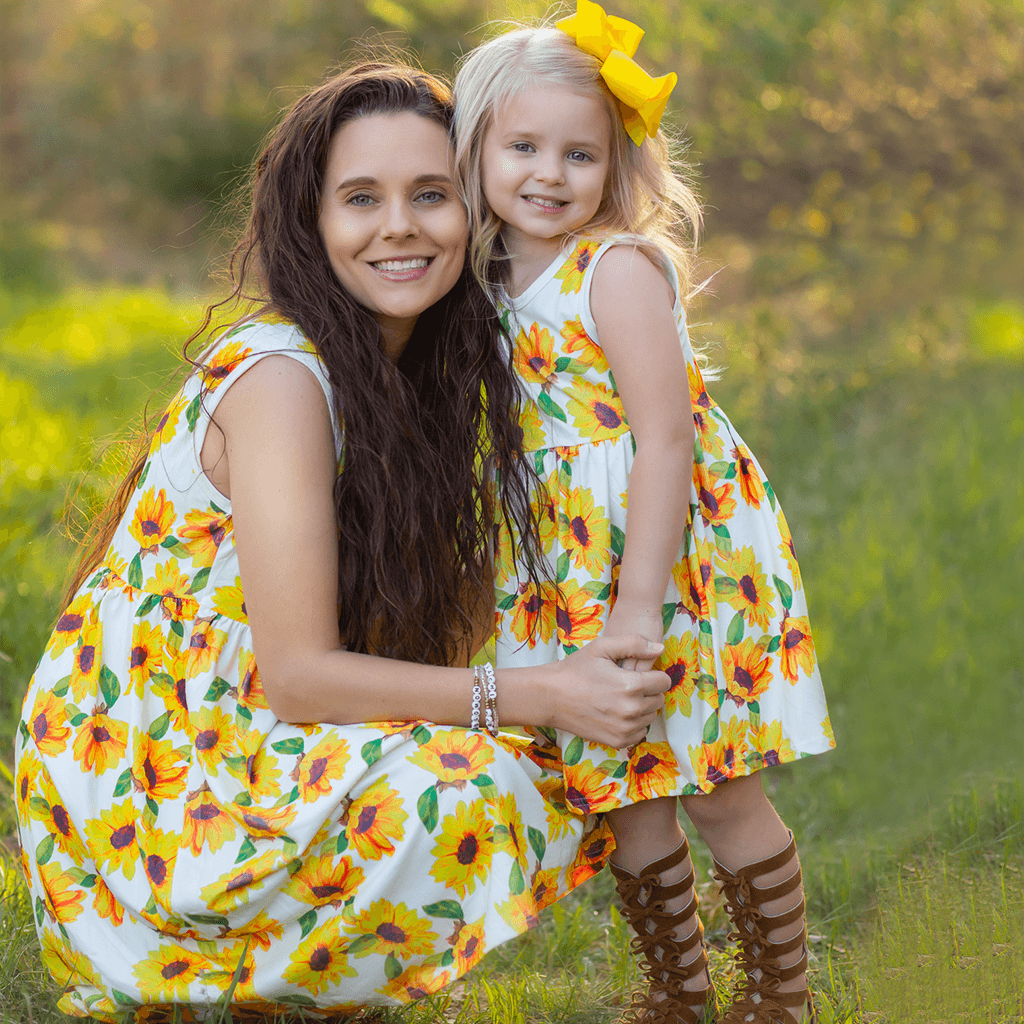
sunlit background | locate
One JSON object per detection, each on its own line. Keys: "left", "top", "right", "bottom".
{"left": 2, "top": 1, "right": 1023, "bottom": 1019}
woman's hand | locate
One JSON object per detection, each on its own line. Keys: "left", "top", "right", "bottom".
{"left": 540, "top": 633, "right": 671, "bottom": 749}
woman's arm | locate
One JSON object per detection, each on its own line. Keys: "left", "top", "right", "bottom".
{"left": 590, "top": 247, "right": 696, "bottom": 670}
{"left": 211, "top": 355, "right": 670, "bottom": 748}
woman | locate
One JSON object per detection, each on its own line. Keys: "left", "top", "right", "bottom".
{"left": 15, "top": 62, "right": 669, "bottom": 1020}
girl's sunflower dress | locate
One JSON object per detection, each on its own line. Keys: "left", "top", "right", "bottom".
{"left": 15, "top": 320, "right": 613, "bottom": 1022}
{"left": 493, "top": 237, "right": 836, "bottom": 814}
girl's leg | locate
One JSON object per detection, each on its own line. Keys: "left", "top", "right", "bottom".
{"left": 679, "top": 774, "right": 812, "bottom": 1024}
{"left": 605, "top": 798, "right": 715, "bottom": 1020}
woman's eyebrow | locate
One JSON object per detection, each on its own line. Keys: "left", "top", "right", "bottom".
{"left": 335, "top": 172, "right": 454, "bottom": 191}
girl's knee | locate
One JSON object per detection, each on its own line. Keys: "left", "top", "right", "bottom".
{"left": 680, "top": 772, "right": 767, "bottom": 829}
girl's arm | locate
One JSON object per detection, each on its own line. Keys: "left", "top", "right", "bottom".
{"left": 590, "top": 247, "right": 696, "bottom": 670}
{"left": 211, "top": 355, "right": 669, "bottom": 748}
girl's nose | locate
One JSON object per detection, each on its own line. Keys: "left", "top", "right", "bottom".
{"left": 533, "top": 155, "right": 565, "bottom": 186}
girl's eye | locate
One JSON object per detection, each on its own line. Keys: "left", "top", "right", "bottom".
{"left": 347, "top": 193, "right": 376, "bottom": 207}
{"left": 416, "top": 190, "right": 446, "bottom": 204}
{"left": 512, "top": 142, "right": 534, "bottom": 153}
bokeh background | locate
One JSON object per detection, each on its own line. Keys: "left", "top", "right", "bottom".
{"left": 2, "top": 0, "right": 1023, "bottom": 1019}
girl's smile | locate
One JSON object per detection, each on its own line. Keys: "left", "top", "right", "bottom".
{"left": 481, "top": 86, "right": 611, "bottom": 265}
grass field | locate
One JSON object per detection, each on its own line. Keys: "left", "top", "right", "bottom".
{"left": 2, "top": 287, "right": 1023, "bottom": 1022}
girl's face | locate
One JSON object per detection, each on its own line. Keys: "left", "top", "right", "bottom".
{"left": 481, "top": 85, "right": 611, "bottom": 259}
{"left": 319, "top": 111, "right": 468, "bottom": 359}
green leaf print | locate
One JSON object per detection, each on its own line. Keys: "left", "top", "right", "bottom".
{"left": 440, "top": 948, "right": 455, "bottom": 967}
{"left": 509, "top": 860, "right": 526, "bottom": 895}
{"left": 384, "top": 953, "right": 403, "bottom": 980}
{"left": 28, "top": 797, "right": 49, "bottom": 819}
{"left": 236, "top": 705, "right": 252, "bottom": 726}
{"left": 136, "top": 593, "right": 161, "bottom": 617}
{"left": 169, "top": 619, "right": 185, "bottom": 641}
{"left": 726, "top": 612, "right": 745, "bottom": 645}
{"left": 558, "top": 459, "right": 572, "bottom": 489}
{"left": 34, "top": 896, "right": 45, "bottom": 927}
{"left": 537, "top": 391, "right": 568, "bottom": 423}
{"left": 422, "top": 899, "right": 465, "bottom": 920}
{"left": 773, "top": 574, "right": 793, "bottom": 610}
{"left": 159, "top": 536, "right": 180, "bottom": 551}
{"left": 564, "top": 736, "right": 584, "bottom": 766}
{"left": 534, "top": 450, "right": 546, "bottom": 476}
{"left": 210, "top": 500, "right": 226, "bottom": 515}
{"left": 136, "top": 461, "right": 150, "bottom": 491}
{"left": 412, "top": 724, "right": 432, "bottom": 745}
{"left": 145, "top": 796, "right": 159, "bottom": 819}
{"left": 765, "top": 635, "right": 781, "bottom": 653}
{"left": 765, "top": 480, "right": 777, "bottom": 511}
{"left": 185, "top": 395, "right": 202, "bottom": 432}
{"left": 417, "top": 786, "right": 439, "bottom": 833}
{"left": 715, "top": 576, "right": 739, "bottom": 595}
{"left": 597, "top": 759, "right": 622, "bottom": 775}
{"left": 528, "top": 826, "right": 547, "bottom": 863}
{"left": 68, "top": 710, "right": 87, "bottom": 728}
{"left": 470, "top": 774, "right": 498, "bottom": 800}
{"left": 278, "top": 994, "right": 318, "bottom": 1008}
{"left": 112, "top": 768, "right": 133, "bottom": 798}
{"left": 191, "top": 566, "right": 211, "bottom": 594}
{"left": 235, "top": 837, "right": 257, "bottom": 864}
{"left": 347, "top": 934, "right": 376, "bottom": 958}
{"left": 271, "top": 738, "right": 303, "bottom": 755}
{"left": 497, "top": 591, "right": 517, "bottom": 611}
{"left": 708, "top": 461, "right": 731, "bottom": 477}
{"left": 556, "top": 552, "right": 570, "bottom": 583}
{"left": 99, "top": 665, "right": 121, "bottom": 708}
{"left": 562, "top": 644, "right": 579, "bottom": 655}
{"left": 712, "top": 524, "right": 732, "bottom": 552}
{"left": 697, "top": 675, "right": 718, "bottom": 703}
{"left": 204, "top": 677, "right": 231, "bottom": 702}
{"left": 52, "top": 674, "right": 71, "bottom": 698}
{"left": 583, "top": 581, "right": 611, "bottom": 600}
{"left": 148, "top": 712, "right": 170, "bottom": 741}
{"left": 233, "top": 791, "right": 252, "bottom": 807}
{"left": 702, "top": 715, "right": 720, "bottom": 745}
{"left": 361, "top": 738, "right": 383, "bottom": 767}
{"left": 718, "top": 688, "right": 728, "bottom": 706}
{"left": 661, "top": 603, "right": 677, "bottom": 632}
{"left": 748, "top": 700, "right": 760, "bottom": 716}
{"left": 611, "top": 526, "right": 626, "bottom": 559}
{"left": 128, "top": 553, "right": 143, "bottom": 589}
{"left": 111, "top": 990, "right": 137, "bottom": 1007}
{"left": 223, "top": 755, "right": 246, "bottom": 775}
{"left": 611, "top": 762, "right": 628, "bottom": 779}
{"left": 35, "top": 834, "right": 54, "bottom": 866}
{"left": 298, "top": 909, "right": 318, "bottom": 939}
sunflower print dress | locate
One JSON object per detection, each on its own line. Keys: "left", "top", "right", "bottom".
{"left": 493, "top": 236, "right": 835, "bottom": 814}
{"left": 14, "top": 319, "right": 614, "bottom": 1022}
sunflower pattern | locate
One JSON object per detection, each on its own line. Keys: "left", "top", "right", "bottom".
{"left": 494, "top": 237, "right": 835, "bottom": 806}
{"left": 15, "top": 320, "right": 610, "bottom": 1021}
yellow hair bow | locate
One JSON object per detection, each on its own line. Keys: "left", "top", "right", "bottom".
{"left": 556, "top": 0, "right": 677, "bottom": 146}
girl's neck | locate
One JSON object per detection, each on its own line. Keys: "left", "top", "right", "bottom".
{"left": 504, "top": 227, "right": 573, "bottom": 298}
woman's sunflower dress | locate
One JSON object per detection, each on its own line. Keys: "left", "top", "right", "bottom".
{"left": 492, "top": 237, "right": 836, "bottom": 814}
{"left": 14, "top": 320, "right": 613, "bottom": 1022}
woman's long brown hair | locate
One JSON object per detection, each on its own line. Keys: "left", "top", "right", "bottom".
{"left": 64, "top": 61, "right": 541, "bottom": 667}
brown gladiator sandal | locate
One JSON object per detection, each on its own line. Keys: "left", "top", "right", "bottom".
{"left": 712, "top": 832, "right": 815, "bottom": 1024}
{"left": 609, "top": 836, "right": 717, "bottom": 1024}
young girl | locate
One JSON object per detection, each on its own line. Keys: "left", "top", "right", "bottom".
{"left": 454, "top": 5, "right": 835, "bottom": 1023}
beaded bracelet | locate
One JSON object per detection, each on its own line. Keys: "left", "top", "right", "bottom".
{"left": 471, "top": 663, "right": 499, "bottom": 736}
{"left": 479, "top": 662, "right": 498, "bottom": 737}
{"left": 469, "top": 670, "right": 483, "bottom": 731}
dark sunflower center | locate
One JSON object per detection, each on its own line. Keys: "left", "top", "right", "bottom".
{"left": 593, "top": 402, "right": 621, "bottom": 429}
{"left": 194, "top": 729, "right": 219, "bottom": 751}
{"left": 226, "top": 870, "right": 254, "bottom": 893}
{"left": 161, "top": 959, "right": 190, "bottom": 980}
{"left": 147, "top": 854, "right": 167, "bottom": 885}
{"left": 130, "top": 645, "right": 148, "bottom": 668}
{"left": 306, "top": 756, "right": 328, "bottom": 786}
{"left": 78, "top": 646, "right": 96, "bottom": 673}
{"left": 456, "top": 834, "right": 479, "bottom": 865}
{"left": 376, "top": 922, "right": 406, "bottom": 943}
{"left": 634, "top": 753, "right": 659, "bottom": 775}
{"left": 111, "top": 822, "right": 136, "bottom": 849}
{"left": 439, "top": 752, "right": 471, "bottom": 772}
{"left": 785, "top": 629, "right": 805, "bottom": 649}
{"left": 309, "top": 945, "right": 331, "bottom": 972}
{"left": 740, "top": 575, "right": 758, "bottom": 604}
{"left": 571, "top": 516, "right": 589, "bottom": 546}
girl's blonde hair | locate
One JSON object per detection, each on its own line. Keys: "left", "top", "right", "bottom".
{"left": 453, "top": 23, "right": 702, "bottom": 304}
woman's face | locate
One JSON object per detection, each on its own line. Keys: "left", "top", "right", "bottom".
{"left": 319, "top": 111, "right": 468, "bottom": 360}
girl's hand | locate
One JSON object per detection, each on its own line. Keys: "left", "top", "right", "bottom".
{"left": 543, "top": 634, "right": 670, "bottom": 749}
{"left": 604, "top": 603, "right": 666, "bottom": 672}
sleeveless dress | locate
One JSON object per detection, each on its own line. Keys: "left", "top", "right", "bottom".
{"left": 493, "top": 237, "right": 836, "bottom": 813}
{"left": 14, "top": 319, "right": 613, "bottom": 1022}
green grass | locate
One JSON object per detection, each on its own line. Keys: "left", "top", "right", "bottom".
{"left": 2, "top": 287, "right": 1023, "bottom": 1021}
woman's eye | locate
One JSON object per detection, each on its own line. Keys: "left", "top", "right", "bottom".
{"left": 347, "top": 193, "right": 376, "bottom": 206}
{"left": 416, "top": 190, "right": 446, "bottom": 204}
